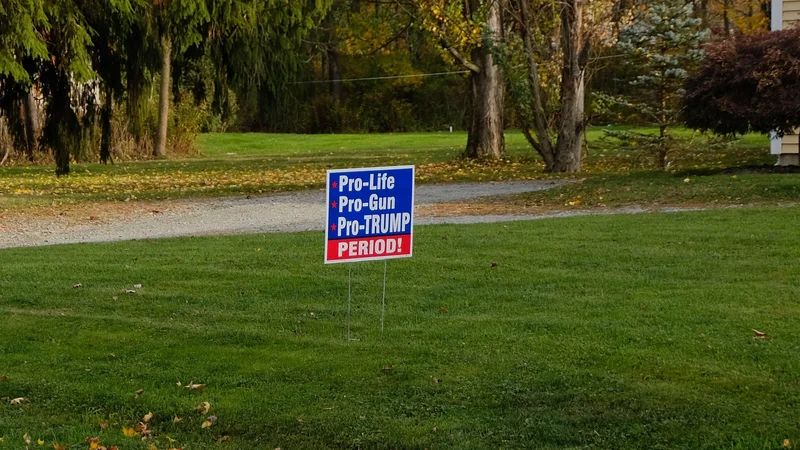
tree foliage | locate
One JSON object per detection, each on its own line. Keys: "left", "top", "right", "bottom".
{"left": 0, "top": 0, "right": 329, "bottom": 175}
{"left": 0, "top": 0, "right": 48, "bottom": 83}
{"left": 684, "top": 27, "right": 800, "bottom": 137}
{"left": 599, "top": 0, "right": 708, "bottom": 169}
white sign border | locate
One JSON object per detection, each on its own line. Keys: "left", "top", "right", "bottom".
{"left": 324, "top": 165, "right": 415, "bottom": 264}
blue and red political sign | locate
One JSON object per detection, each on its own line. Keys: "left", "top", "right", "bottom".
{"left": 325, "top": 166, "right": 415, "bottom": 264}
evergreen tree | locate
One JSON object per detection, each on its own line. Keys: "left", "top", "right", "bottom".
{"left": 205, "top": 0, "right": 331, "bottom": 129}
{"left": 0, "top": 0, "right": 48, "bottom": 159}
{"left": 601, "top": 0, "right": 708, "bottom": 169}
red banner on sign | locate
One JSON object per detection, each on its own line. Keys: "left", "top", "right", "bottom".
{"left": 326, "top": 234, "right": 411, "bottom": 263}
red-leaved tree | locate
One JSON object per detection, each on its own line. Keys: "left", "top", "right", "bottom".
{"left": 684, "top": 27, "right": 800, "bottom": 136}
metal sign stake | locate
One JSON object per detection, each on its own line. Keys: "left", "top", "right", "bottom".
{"left": 381, "top": 260, "right": 388, "bottom": 333}
{"left": 325, "top": 166, "right": 415, "bottom": 341}
{"left": 347, "top": 264, "right": 352, "bottom": 341}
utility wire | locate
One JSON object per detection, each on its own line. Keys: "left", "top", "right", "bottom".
{"left": 287, "top": 70, "right": 471, "bottom": 84}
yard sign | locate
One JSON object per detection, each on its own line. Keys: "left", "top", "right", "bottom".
{"left": 325, "top": 166, "right": 415, "bottom": 264}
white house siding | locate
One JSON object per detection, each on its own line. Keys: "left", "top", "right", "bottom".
{"left": 772, "top": 0, "right": 800, "bottom": 165}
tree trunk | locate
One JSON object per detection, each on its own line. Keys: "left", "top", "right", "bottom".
{"left": 464, "top": 0, "right": 504, "bottom": 159}
{"left": 554, "top": 0, "right": 586, "bottom": 173}
{"left": 327, "top": 47, "right": 342, "bottom": 104}
{"left": 0, "top": 122, "right": 9, "bottom": 165}
{"left": 23, "top": 89, "right": 38, "bottom": 160}
{"left": 100, "top": 87, "right": 113, "bottom": 164}
{"left": 658, "top": 124, "right": 668, "bottom": 170}
{"left": 518, "top": 0, "right": 555, "bottom": 170}
{"left": 154, "top": 35, "right": 171, "bottom": 158}
{"left": 51, "top": 73, "right": 75, "bottom": 177}
{"left": 697, "top": 0, "right": 709, "bottom": 28}
{"left": 723, "top": 0, "right": 731, "bottom": 35}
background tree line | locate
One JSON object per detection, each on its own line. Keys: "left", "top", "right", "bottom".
{"left": 0, "top": 0, "right": 777, "bottom": 174}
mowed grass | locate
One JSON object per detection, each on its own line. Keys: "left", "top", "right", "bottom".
{"left": 0, "top": 128, "right": 773, "bottom": 212}
{"left": 195, "top": 127, "right": 769, "bottom": 158}
{"left": 2, "top": 208, "right": 800, "bottom": 449}
{"left": 457, "top": 171, "right": 800, "bottom": 215}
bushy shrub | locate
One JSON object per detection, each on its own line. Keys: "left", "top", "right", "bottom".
{"left": 684, "top": 27, "right": 800, "bottom": 136}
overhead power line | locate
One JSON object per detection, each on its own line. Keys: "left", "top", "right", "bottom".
{"left": 287, "top": 70, "right": 471, "bottom": 84}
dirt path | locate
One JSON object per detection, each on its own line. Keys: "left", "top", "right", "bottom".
{"left": 0, "top": 180, "right": 570, "bottom": 249}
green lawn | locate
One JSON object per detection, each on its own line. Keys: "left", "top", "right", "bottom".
{"left": 464, "top": 171, "right": 800, "bottom": 214}
{"left": 2, "top": 208, "right": 799, "bottom": 449}
{"left": 0, "top": 128, "right": 773, "bottom": 212}
{"left": 195, "top": 127, "right": 769, "bottom": 158}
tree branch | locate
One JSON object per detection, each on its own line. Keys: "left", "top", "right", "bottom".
{"left": 441, "top": 40, "right": 481, "bottom": 73}
{"left": 517, "top": 0, "right": 554, "bottom": 163}
{"left": 366, "top": 20, "right": 415, "bottom": 55}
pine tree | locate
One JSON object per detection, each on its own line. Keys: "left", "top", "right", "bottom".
{"left": 601, "top": 0, "right": 709, "bottom": 169}
{"left": 0, "top": 0, "right": 48, "bottom": 160}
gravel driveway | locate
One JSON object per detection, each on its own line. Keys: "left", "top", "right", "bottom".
{"left": 0, "top": 180, "right": 566, "bottom": 249}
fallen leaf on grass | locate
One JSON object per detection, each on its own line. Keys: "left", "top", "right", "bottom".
{"left": 99, "top": 420, "right": 109, "bottom": 430}
{"left": 135, "top": 389, "right": 144, "bottom": 398}
{"left": 135, "top": 423, "right": 151, "bottom": 437}
{"left": 201, "top": 420, "right": 213, "bottom": 429}
{"left": 440, "top": 307, "right": 448, "bottom": 313}
{"left": 381, "top": 365, "right": 393, "bottom": 374}
{"left": 73, "top": 284, "right": 82, "bottom": 289}
{"left": 433, "top": 426, "right": 440, "bottom": 432}
{"left": 142, "top": 412, "right": 153, "bottom": 423}
{"left": 195, "top": 402, "right": 211, "bottom": 414}
{"left": 784, "top": 439, "right": 792, "bottom": 448}
{"left": 185, "top": 382, "right": 205, "bottom": 391}
{"left": 133, "top": 284, "right": 142, "bottom": 289}
{"left": 24, "top": 433, "right": 31, "bottom": 445}
{"left": 53, "top": 443, "right": 66, "bottom": 450}
{"left": 753, "top": 329, "right": 767, "bottom": 339}
{"left": 121, "top": 427, "right": 137, "bottom": 438}
{"left": 37, "top": 439, "right": 44, "bottom": 445}
{"left": 123, "top": 290, "right": 136, "bottom": 294}
{"left": 172, "top": 416, "right": 182, "bottom": 423}
{"left": 432, "top": 377, "right": 442, "bottom": 383}
{"left": 10, "top": 397, "right": 28, "bottom": 405}
{"left": 86, "top": 437, "right": 100, "bottom": 450}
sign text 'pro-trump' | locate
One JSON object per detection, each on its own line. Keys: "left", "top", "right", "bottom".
{"left": 325, "top": 166, "right": 414, "bottom": 263}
